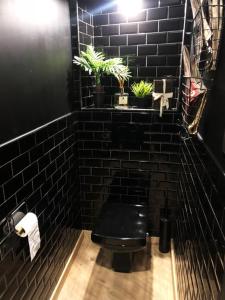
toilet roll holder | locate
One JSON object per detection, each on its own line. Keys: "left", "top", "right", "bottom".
{"left": 5, "top": 201, "right": 27, "bottom": 235}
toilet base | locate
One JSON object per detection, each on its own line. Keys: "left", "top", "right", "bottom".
{"left": 112, "top": 252, "right": 133, "bottom": 273}
{"left": 92, "top": 202, "right": 149, "bottom": 273}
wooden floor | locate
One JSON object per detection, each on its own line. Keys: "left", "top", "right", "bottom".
{"left": 55, "top": 231, "right": 175, "bottom": 300}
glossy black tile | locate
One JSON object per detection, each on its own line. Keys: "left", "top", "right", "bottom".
{"left": 138, "top": 45, "right": 157, "bottom": 55}
{"left": 158, "top": 43, "right": 181, "bottom": 55}
{"left": 160, "top": 0, "right": 182, "bottom": 6}
{"left": 167, "top": 55, "right": 181, "bottom": 66}
{"left": 159, "top": 19, "right": 184, "bottom": 32}
{"left": 109, "top": 13, "right": 127, "bottom": 24}
{"left": 157, "top": 66, "right": 178, "bottom": 76}
{"left": 143, "top": 0, "right": 159, "bottom": 8}
{"left": 94, "top": 26, "right": 102, "bottom": 36}
{"left": 147, "top": 32, "right": 167, "bottom": 44}
{"left": 102, "top": 24, "right": 119, "bottom": 35}
{"left": 147, "top": 55, "right": 166, "bottom": 66}
{"left": 110, "top": 35, "right": 127, "bottom": 46}
{"left": 139, "top": 21, "right": 158, "bottom": 33}
{"left": 128, "top": 56, "right": 146, "bottom": 66}
{"left": 120, "top": 23, "right": 138, "bottom": 34}
{"left": 120, "top": 46, "right": 137, "bottom": 56}
{"left": 79, "top": 21, "right": 87, "bottom": 34}
{"left": 128, "top": 11, "right": 147, "bottom": 22}
{"left": 112, "top": 113, "right": 131, "bottom": 123}
{"left": 103, "top": 46, "right": 119, "bottom": 56}
{"left": 148, "top": 7, "right": 168, "bottom": 20}
{"left": 0, "top": 142, "right": 20, "bottom": 167}
{"left": 93, "top": 14, "right": 108, "bottom": 26}
{"left": 128, "top": 34, "right": 146, "bottom": 45}
{"left": 168, "top": 31, "right": 183, "bottom": 42}
{"left": 0, "top": 163, "right": 12, "bottom": 185}
{"left": 94, "top": 36, "right": 109, "bottom": 46}
{"left": 138, "top": 66, "right": 157, "bottom": 77}
{"left": 4, "top": 173, "right": 23, "bottom": 199}
{"left": 169, "top": 5, "right": 185, "bottom": 18}
{"left": 12, "top": 153, "right": 30, "bottom": 175}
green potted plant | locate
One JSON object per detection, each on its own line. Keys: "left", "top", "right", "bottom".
{"left": 73, "top": 46, "right": 116, "bottom": 107}
{"left": 112, "top": 64, "right": 131, "bottom": 107}
{"left": 131, "top": 80, "right": 153, "bottom": 108}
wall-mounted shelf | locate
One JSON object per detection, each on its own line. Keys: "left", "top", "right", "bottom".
{"left": 82, "top": 106, "right": 179, "bottom": 112}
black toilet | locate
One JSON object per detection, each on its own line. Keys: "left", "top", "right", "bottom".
{"left": 91, "top": 202, "right": 148, "bottom": 272}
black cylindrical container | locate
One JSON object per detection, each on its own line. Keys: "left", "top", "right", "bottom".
{"left": 159, "top": 210, "right": 171, "bottom": 253}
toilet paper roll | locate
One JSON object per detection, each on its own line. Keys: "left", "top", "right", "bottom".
{"left": 15, "top": 212, "right": 40, "bottom": 261}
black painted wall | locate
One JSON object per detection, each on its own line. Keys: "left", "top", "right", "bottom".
{"left": 0, "top": 0, "right": 73, "bottom": 144}
{"left": 200, "top": 26, "right": 225, "bottom": 171}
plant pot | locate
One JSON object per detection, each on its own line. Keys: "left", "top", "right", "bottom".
{"left": 114, "top": 93, "right": 129, "bottom": 107}
{"left": 135, "top": 95, "right": 152, "bottom": 108}
{"left": 93, "top": 85, "right": 105, "bottom": 108}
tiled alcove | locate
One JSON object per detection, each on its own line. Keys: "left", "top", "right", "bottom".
{"left": 76, "top": 0, "right": 185, "bottom": 109}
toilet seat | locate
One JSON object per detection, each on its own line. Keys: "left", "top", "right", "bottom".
{"left": 91, "top": 202, "right": 148, "bottom": 252}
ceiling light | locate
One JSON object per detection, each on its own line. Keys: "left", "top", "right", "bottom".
{"left": 117, "top": 0, "right": 143, "bottom": 16}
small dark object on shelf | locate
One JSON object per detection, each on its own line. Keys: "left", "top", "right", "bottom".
{"left": 154, "top": 79, "right": 173, "bottom": 93}
{"left": 135, "top": 95, "right": 152, "bottom": 108}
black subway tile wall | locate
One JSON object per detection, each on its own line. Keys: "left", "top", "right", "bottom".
{"left": 78, "top": 110, "right": 180, "bottom": 233}
{"left": 78, "top": 7, "right": 94, "bottom": 51}
{"left": 175, "top": 137, "right": 225, "bottom": 300}
{"left": 80, "top": 0, "right": 185, "bottom": 108}
{"left": 0, "top": 113, "right": 81, "bottom": 299}
{"left": 76, "top": 5, "right": 95, "bottom": 108}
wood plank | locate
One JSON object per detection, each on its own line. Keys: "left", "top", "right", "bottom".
{"left": 56, "top": 231, "right": 175, "bottom": 300}
{"left": 50, "top": 231, "right": 84, "bottom": 300}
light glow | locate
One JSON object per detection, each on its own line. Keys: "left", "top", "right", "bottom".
{"left": 117, "top": 0, "right": 143, "bottom": 16}
{"left": 13, "top": 0, "right": 59, "bottom": 26}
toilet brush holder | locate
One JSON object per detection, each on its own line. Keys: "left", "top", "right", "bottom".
{"left": 159, "top": 208, "right": 171, "bottom": 253}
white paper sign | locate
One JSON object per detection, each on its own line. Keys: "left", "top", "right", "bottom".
{"left": 119, "top": 96, "right": 128, "bottom": 105}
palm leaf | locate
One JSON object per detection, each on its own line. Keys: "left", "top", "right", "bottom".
{"left": 73, "top": 46, "right": 106, "bottom": 76}
{"left": 73, "top": 45, "right": 132, "bottom": 88}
